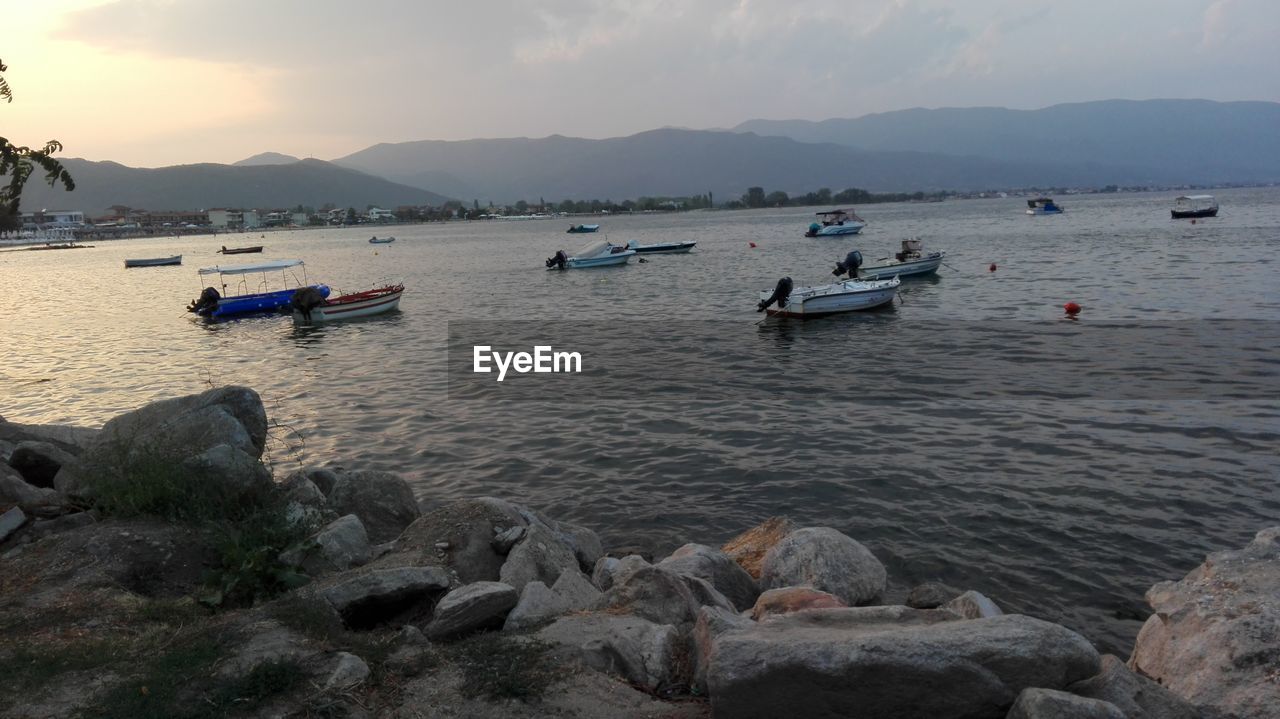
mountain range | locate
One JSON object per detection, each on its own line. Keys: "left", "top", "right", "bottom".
{"left": 18, "top": 99, "right": 1279, "bottom": 214}
{"left": 20, "top": 158, "right": 449, "bottom": 215}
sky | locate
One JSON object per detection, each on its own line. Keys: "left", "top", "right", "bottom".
{"left": 4, "top": 0, "right": 1277, "bottom": 167}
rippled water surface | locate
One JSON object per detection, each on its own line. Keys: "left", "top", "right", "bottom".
{"left": 3, "top": 189, "right": 1278, "bottom": 653}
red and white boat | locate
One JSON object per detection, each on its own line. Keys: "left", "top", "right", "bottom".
{"left": 292, "top": 284, "right": 404, "bottom": 323}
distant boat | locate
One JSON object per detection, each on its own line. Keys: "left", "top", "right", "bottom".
{"left": 124, "top": 255, "right": 182, "bottom": 268}
{"left": 546, "top": 240, "right": 636, "bottom": 269}
{"left": 567, "top": 224, "right": 600, "bottom": 234}
{"left": 369, "top": 236, "right": 395, "bottom": 244}
{"left": 218, "top": 245, "right": 264, "bottom": 254}
{"left": 805, "top": 209, "right": 866, "bottom": 237}
{"left": 626, "top": 239, "right": 696, "bottom": 254}
{"left": 292, "top": 284, "right": 404, "bottom": 323}
{"left": 1171, "top": 195, "right": 1218, "bottom": 219}
{"left": 1026, "top": 197, "right": 1064, "bottom": 215}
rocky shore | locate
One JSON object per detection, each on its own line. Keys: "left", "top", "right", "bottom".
{"left": 1, "top": 386, "right": 1275, "bottom": 718}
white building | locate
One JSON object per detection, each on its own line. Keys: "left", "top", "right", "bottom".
{"left": 207, "top": 209, "right": 260, "bottom": 229}
{"left": 367, "top": 207, "right": 395, "bottom": 222}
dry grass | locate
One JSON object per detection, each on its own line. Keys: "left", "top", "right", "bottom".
{"left": 719, "top": 517, "right": 793, "bottom": 579}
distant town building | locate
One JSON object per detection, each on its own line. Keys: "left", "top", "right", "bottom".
{"left": 21, "top": 210, "right": 85, "bottom": 228}
{"left": 207, "top": 208, "right": 261, "bottom": 229}
{"left": 366, "top": 207, "right": 394, "bottom": 222}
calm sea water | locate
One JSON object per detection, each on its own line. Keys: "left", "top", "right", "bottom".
{"left": 2, "top": 188, "right": 1277, "bottom": 653}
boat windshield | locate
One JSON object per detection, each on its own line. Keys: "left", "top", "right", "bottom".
{"left": 573, "top": 240, "right": 609, "bottom": 258}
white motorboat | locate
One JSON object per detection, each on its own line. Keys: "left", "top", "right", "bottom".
{"left": 1171, "top": 195, "right": 1218, "bottom": 219}
{"left": 546, "top": 240, "right": 636, "bottom": 269}
{"left": 757, "top": 276, "right": 900, "bottom": 318}
{"left": 805, "top": 209, "right": 866, "bottom": 237}
{"left": 292, "top": 284, "right": 404, "bottom": 323}
{"left": 626, "top": 239, "right": 696, "bottom": 254}
{"left": 856, "top": 239, "right": 945, "bottom": 280}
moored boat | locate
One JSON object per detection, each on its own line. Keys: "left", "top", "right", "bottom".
{"left": 626, "top": 239, "right": 696, "bottom": 254}
{"left": 805, "top": 209, "right": 866, "bottom": 237}
{"left": 369, "top": 236, "right": 395, "bottom": 244}
{"left": 545, "top": 240, "right": 636, "bottom": 269}
{"left": 218, "top": 245, "right": 264, "bottom": 254}
{"left": 567, "top": 224, "right": 600, "bottom": 233}
{"left": 757, "top": 275, "right": 900, "bottom": 318}
{"left": 125, "top": 255, "right": 182, "bottom": 268}
{"left": 187, "top": 259, "right": 329, "bottom": 319}
{"left": 1171, "top": 195, "right": 1218, "bottom": 219}
{"left": 1026, "top": 197, "right": 1064, "bottom": 215}
{"left": 854, "top": 239, "right": 944, "bottom": 280}
{"left": 292, "top": 284, "right": 404, "bottom": 323}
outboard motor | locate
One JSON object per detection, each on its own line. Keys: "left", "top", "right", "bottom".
{"left": 833, "top": 250, "right": 863, "bottom": 278}
{"left": 757, "top": 277, "right": 793, "bottom": 312}
{"left": 291, "top": 286, "right": 326, "bottom": 322}
{"left": 805, "top": 222, "right": 822, "bottom": 237}
{"left": 545, "top": 250, "right": 568, "bottom": 269}
{"left": 187, "top": 286, "right": 221, "bottom": 314}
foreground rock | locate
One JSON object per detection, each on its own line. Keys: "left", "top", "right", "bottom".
{"left": 1129, "top": 527, "right": 1280, "bottom": 719}
{"left": 1068, "top": 654, "right": 1199, "bottom": 719}
{"left": 0, "top": 506, "right": 27, "bottom": 543}
{"left": 537, "top": 613, "right": 682, "bottom": 691}
{"left": 426, "top": 581, "right": 518, "bottom": 640}
{"left": 751, "top": 586, "right": 847, "bottom": 620}
{"left": 1, "top": 464, "right": 58, "bottom": 510}
{"left": 327, "top": 469, "right": 421, "bottom": 543}
{"left": 708, "top": 609, "right": 1100, "bottom": 719}
{"left": 7, "top": 441, "right": 76, "bottom": 488}
{"left": 657, "top": 543, "right": 760, "bottom": 611}
{"left": 759, "top": 526, "right": 887, "bottom": 605}
{"left": 1006, "top": 688, "right": 1124, "bottom": 719}
{"left": 321, "top": 566, "right": 450, "bottom": 629}
{"left": 282, "top": 514, "right": 373, "bottom": 575}
{"left": 54, "top": 386, "right": 271, "bottom": 498}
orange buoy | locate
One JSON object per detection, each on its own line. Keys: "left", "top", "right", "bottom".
{"left": 989, "top": 263, "right": 997, "bottom": 272}
{"left": 1064, "top": 302, "right": 1081, "bottom": 315}
{"left": 749, "top": 242, "right": 757, "bottom": 248}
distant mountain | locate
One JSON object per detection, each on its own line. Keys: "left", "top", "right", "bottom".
{"left": 334, "top": 128, "right": 1139, "bottom": 204}
{"left": 20, "top": 158, "right": 451, "bottom": 215}
{"left": 233, "top": 151, "right": 302, "bottom": 166}
{"left": 734, "top": 100, "right": 1280, "bottom": 185}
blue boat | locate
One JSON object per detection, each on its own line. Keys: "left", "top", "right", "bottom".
{"left": 1026, "top": 197, "right": 1064, "bottom": 215}
{"left": 187, "top": 259, "right": 329, "bottom": 319}
{"left": 567, "top": 224, "right": 600, "bottom": 234}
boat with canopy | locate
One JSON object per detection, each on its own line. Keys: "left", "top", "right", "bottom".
{"left": 187, "top": 259, "right": 329, "bottom": 319}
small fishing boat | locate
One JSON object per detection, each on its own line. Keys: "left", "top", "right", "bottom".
{"left": 545, "top": 240, "right": 636, "bottom": 269}
{"left": 218, "top": 245, "right": 264, "bottom": 254}
{"left": 757, "top": 276, "right": 900, "bottom": 318}
{"left": 805, "top": 209, "right": 866, "bottom": 237}
{"left": 1026, "top": 197, "right": 1064, "bottom": 215}
{"left": 626, "top": 239, "right": 696, "bottom": 254}
{"left": 292, "top": 284, "right": 404, "bottom": 324}
{"left": 567, "top": 224, "right": 600, "bottom": 234}
{"left": 187, "top": 259, "right": 329, "bottom": 319}
{"left": 1171, "top": 195, "right": 1218, "bottom": 219}
{"left": 369, "top": 236, "right": 396, "bottom": 244}
{"left": 854, "top": 239, "right": 945, "bottom": 280}
{"left": 125, "top": 255, "right": 182, "bottom": 268}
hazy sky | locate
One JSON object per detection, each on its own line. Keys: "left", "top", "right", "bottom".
{"left": 5, "top": 0, "right": 1277, "bottom": 167}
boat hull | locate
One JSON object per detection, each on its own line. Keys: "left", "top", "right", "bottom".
{"left": 1172, "top": 208, "right": 1217, "bottom": 219}
{"left": 760, "top": 278, "right": 899, "bottom": 318}
{"left": 218, "top": 246, "right": 263, "bottom": 254}
{"left": 567, "top": 225, "right": 600, "bottom": 233}
{"left": 857, "top": 253, "right": 943, "bottom": 280}
{"left": 200, "top": 285, "right": 329, "bottom": 319}
{"left": 1026, "top": 208, "right": 1063, "bottom": 215}
{"left": 630, "top": 241, "right": 696, "bottom": 254}
{"left": 125, "top": 255, "right": 182, "bottom": 267}
{"left": 294, "top": 288, "right": 403, "bottom": 323}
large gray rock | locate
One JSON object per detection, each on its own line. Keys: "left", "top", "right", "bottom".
{"left": 321, "top": 566, "right": 450, "bottom": 629}
{"left": 759, "top": 527, "right": 887, "bottom": 606}
{"left": 53, "top": 386, "right": 270, "bottom": 498}
{"left": 693, "top": 605, "right": 753, "bottom": 694}
{"left": 287, "top": 466, "right": 341, "bottom": 497}
{"left": 0, "top": 506, "right": 27, "bottom": 543}
{"left": 537, "top": 613, "right": 682, "bottom": 691}
{"left": 658, "top": 543, "right": 760, "bottom": 612}
{"left": 8, "top": 441, "right": 76, "bottom": 488}
{"left": 503, "top": 580, "right": 569, "bottom": 631}
{"left": 604, "top": 565, "right": 704, "bottom": 626}
{"left": 751, "top": 586, "right": 847, "bottom": 621}
{"left": 327, "top": 470, "right": 420, "bottom": 544}
{"left": 499, "top": 520, "right": 581, "bottom": 593}
{"left": 1068, "top": 654, "right": 1200, "bottom": 719}
{"left": 1, "top": 463, "right": 58, "bottom": 510}
{"left": 592, "top": 554, "right": 650, "bottom": 592}
{"left": 708, "top": 609, "right": 1101, "bottom": 719}
{"left": 1006, "top": 688, "right": 1125, "bottom": 719}
{"left": 381, "top": 497, "right": 526, "bottom": 583}
{"left": 426, "top": 581, "right": 518, "bottom": 640}
{"left": 1130, "top": 527, "right": 1280, "bottom": 719}
{"left": 282, "top": 514, "right": 372, "bottom": 575}
{"left": 551, "top": 568, "right": 603, "bottom": 610}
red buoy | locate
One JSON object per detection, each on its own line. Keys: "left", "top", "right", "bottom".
{"left": 989, "top": 263, "right": 997, "bottom": 272}
{"left": 1064, "top": 302, "right": 1081, "bottom": 315}
{"left": 749, "top": 242, "right": 757, "bottom": 248}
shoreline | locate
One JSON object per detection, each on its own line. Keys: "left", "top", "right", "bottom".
{"left": 2, "top": 387, "right": 1275, "bottom": 718}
